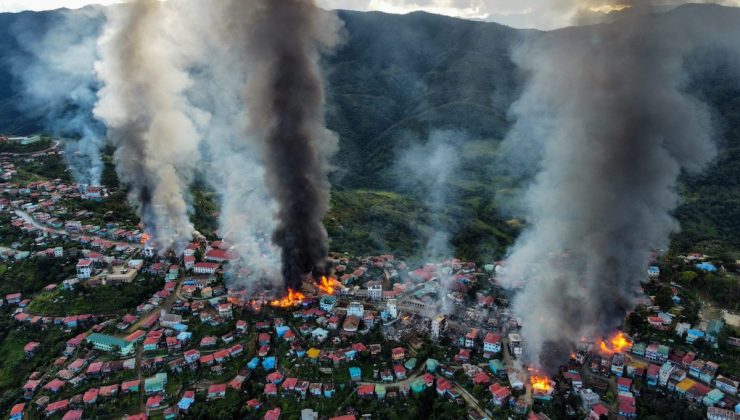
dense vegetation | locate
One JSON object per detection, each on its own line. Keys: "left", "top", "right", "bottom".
{"left": 0, "top": 256, "right": 76, "bottom": 295}
{"left": 0, "top": 309, "right": 69, "bottom": 410}
{"left": 28, "top": 276, "right": 165, "bottom": 316}
{"left": 0, "top": 137, "right": 50, "bottom": 153}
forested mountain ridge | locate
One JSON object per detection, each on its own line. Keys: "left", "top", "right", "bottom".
{"left": 1, "top": 5, "right": 740, "bottom": 260}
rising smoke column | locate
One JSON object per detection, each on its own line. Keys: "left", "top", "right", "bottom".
{"left": 94, "top": 0, "right": 200, "bottom": 252}
{"left": 10, "top": 8, "right": 105, "bottom": 185}
{"left": 238, "top": 0, "right": 343, "bottom": 290}
{"left": 397, "top": 130, "right": 464, "bottom": 313}
{"left": 398, "top": 131, "right": 463, "bottom": 263}
{"left": 499, "top": 7, "right": 718, "bottom": 372}
{"left": 178, "top": 0, "right": 282, "bottom": 288}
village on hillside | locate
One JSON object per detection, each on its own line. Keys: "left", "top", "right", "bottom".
{"left": 0, "top": 140, "right": 738, "bottom": 420}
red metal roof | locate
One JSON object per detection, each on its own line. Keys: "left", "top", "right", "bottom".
{"left": 208, "top": 384, "right": 227, "bottom": 394}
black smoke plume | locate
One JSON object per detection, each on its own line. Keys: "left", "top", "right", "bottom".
{"left": 240, "top": 0, "right": 343, "bottom": 290}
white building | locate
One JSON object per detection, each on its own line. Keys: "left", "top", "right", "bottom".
{"left": 184, "top": 255, "right": 195, "bottom": 271}
{"left": 431, "top": 314, "right": 446, "bottom": 341}
{"left": 368, "top": 283, "right": 383, "bottom": 301}
{"left": 464, "top": 328, "right": 479, "bottom": 348}
{"left": 143, "top": 245, "right": 155, "bottom": 258}
{"left": 65, "top": 221, "right": 82, "bottom": 232}
{"left": 7, "top": 135, "right": 41, "bottom": 145}
{"left": 508, "top": 333, "right": 523, "bottom": 357}
{"left": 193, "top": 262, "right": 219, "bottom": 275}
{"left": 217, "top": 303, "right": 233, "bottom": 319}
{"left": 76, "top": 259, "right": 93, "bottom": 279}
{"left": 483, "top": 332, "right": 502, "bottom": 354}
{"left": 386, "top": 299, "right": 398, "bottom": 319}
{"left": 659, "top": 362, "right": 674, "bottom": 386}
{"left": 580, "top": 388, "right": 600, "bottom": 410}
{"left": 160, "top": 310, "right": 182, "bottom": 328}
{"left": 347, "top": 301, "right": 364, "bottom": 318}
{"left": 675, "top": 322, "right": 691, "bottom": 337}
{"left": 62, "top": 278, "right": 80, "bottom": 290}
{"left": 53, "top": 247, "right": 64, "bottom": 258}
{"left": 311, "top": 328, "right": 329, "bottom": 342}
{"left": 128, "top": 259, "right": 144, "bottom": 269}
{"left": 319, "top": 295, "right": 337, "bottom": 312}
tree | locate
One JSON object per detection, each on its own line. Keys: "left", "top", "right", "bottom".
{"left": 654, "top": 288, "right": 674, "bottom": 311}
{"left": 625, "top": 312, "right": 647, "bottom": 335}
{"left": 679, "top": 271, "right": 698, "bottom": 283}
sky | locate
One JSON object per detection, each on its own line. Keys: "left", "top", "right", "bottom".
{"left": 1, "top": 0, "right": 739, "bottom": 29}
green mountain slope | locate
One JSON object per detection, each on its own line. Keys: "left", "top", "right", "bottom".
{"left": 1, "top": 6, "right": 740, "bottom": 260}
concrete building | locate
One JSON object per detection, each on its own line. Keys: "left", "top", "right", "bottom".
{"left": 319, "top": 295, "right": 337, "bottom": 312}
{"left": 431, "top": 314, "right": 446, "bottom": 341}
{"left": 483, "top": 332, "right": 502, "bottom": 354}
{"left": 144, "top": 372, "right": 167, "bottom": 395}
{"left": 101, "top": 266, "right": 137, "bottom": 285}
{"left": 386, "top": 299, "right": 398, "bottom": 319}
{"left": 343, "top": 316, "right": 361, "bottom": 333}
{"left": 508, "top": 333, "right": 523, "bottom": 357}
{"left": 160, "top": 310, "right": 182, "bottom": 328}
{"left": 659, "top": 362, "right": 675, "bottom": 387}
{"left": 193, "top": 262, "right": 219, "bottom": 275}
{"left": 347, "top": 301, "right": 364, "bottom": 318}
{"left": 76, "top": 259, "right": 93, "bottom": 279}
{"left": 580, "top": 388, "right": 600, "bottom": 410}
{"left": 368, "top": 283, "right": 383, "bottom": 301}
{"left": 85, "top": 333, "right": 135, "bottom": 356}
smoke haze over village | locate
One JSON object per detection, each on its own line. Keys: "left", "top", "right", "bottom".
{"left": 1, "top": 1, "right": 740, "bottom": 419}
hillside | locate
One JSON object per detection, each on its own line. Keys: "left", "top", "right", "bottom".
{"left": 1, "top": 6, "right": 740, "bottom": 261}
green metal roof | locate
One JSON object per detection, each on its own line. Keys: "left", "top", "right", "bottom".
{"left": 145, "top": 372, "right": 167, "bottom": 389}
{"left": 86, "top": 333, "right": 129, "bottom": 349}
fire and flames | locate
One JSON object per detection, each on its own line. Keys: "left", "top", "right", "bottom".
{"left": 317, "top": 276, "right": 342, "bottom": 295}
{"left": 530, "top": 374, "right": 554, "bottom": 394}
{"left": 269, "top": 288, "right": 306, "bottom": 308}
{"left": 597, "top": 331, "right": 632, "bottom": 355}
{"left": 139, "top": 233, "right": 151, "bottom": 244}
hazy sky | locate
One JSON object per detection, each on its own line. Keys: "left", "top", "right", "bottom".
{"left": 1, "top": 0, "right": 739, "bottom": 29}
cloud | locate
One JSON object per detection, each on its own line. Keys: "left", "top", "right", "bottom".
{"left": 5, "top": 0, "right": 740, "bottom": 30}
{"left": 317, "top": 0, "right": 740, "bottom": 28}
{"left": 0, "top": 0, "right": 125, "bottom": 13}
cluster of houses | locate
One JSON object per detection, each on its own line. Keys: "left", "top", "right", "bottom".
{"left": 555, "top": 333, "right": 740, "bottom": 419}
{"left": 6, "top": 173, "right": 736, "bottom": 420}
{"left": 18, "top": 348, "right": 145, "bottom": 418}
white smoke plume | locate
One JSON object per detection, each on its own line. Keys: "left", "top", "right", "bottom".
{"left": 397, "top": 130, "right": 463, "bottom": 313}
{"left": 499, "top": 5, "right": 728, "bottom": 372}
{"left": 398, "top": 130, "right": 463, "bottom": 262}
{"left": 10, "top": 7, "right": 105, "bottom": 185}
{"left": 93, "top": 0, "right": 200, "bottom": 253}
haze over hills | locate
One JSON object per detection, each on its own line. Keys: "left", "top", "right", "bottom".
{"left": 1, "top": 4, "right": 740, "bottom": 260}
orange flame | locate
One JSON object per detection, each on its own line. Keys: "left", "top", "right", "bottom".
{"left": 269, "top": 288, "right": 306, "bottom": 308}
{"left": 597, "top": 331, "right": 632, "bottom": 355}
{"left": 530, "top": 374, "right": 554, "bottom": 394}
{"left": 140, "top": 233, "right": 151, "bottom": 244}
{"left": 317, "top": 276, "right": 342, "bottom": 295}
